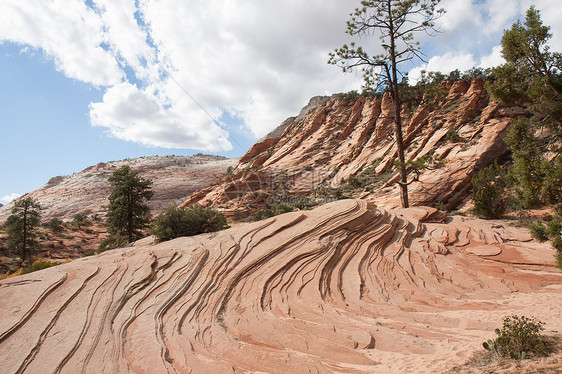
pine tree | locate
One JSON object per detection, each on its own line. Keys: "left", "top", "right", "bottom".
{"left": 5, "top": 197, "right": 42, "bottom": 262}
{"left": 328, "top": 0, "right": 444, "bottom": 208}
{"left": 105, "top": 165, "right": 153, "bottom": 245}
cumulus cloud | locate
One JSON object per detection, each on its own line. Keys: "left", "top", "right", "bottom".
{"left": 408, "top": 52, "right": 477, "bottom": 83}
{"left": 2, "top": 0, "right": 561, "bottom": 149}
{"left": 480, "top": 45, "right": 505, "bottom": 69}
{"left": 1, "top": 193, "right": 21, "bottom": 204}
{"left": 1, "top": 0, "right": 361, "bottom": 147}
{"left": 90, "top": 82, "right": 232, "bottom": 151}
{"left": 0, "top": 0, "right": 123, "bottom": 86}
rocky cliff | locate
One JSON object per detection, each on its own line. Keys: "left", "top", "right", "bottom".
{"left": 0, "top": 200, "right": 560, "bottom": 373}
{"left": 0, "top": 154, "right": 237, "bottom": 223}
{"left": 183, "top": 80, "right": 524, "bottom": 216}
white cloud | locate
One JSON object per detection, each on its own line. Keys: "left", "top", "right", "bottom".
{"left": 408, "top": 52, "right": 476, "bottom": 83}
{"left": 438, "top": 0, "right": 479, "bottom": 32}
{"left": 1, "top": 193, "right": 21, "bottom": 204}
{"left": 2, "top": 0, "right": 561, "bottom": 149}
{"left": 482, "top": 0, "right": 520, "bottom": 34}
{"left": 0, "top": 0, "right": 123, "bottom": 86}
{"left": 90, "top": 82, "right": 232, "bottom": 150}
{"left": 1, "top": 0, "right": 360, "bottom": 146}
{"left": 479, "top": 45, "right": 505, "bottom": 68}
{"left": 408, "top": 45, "right": 506, "bottom": 84}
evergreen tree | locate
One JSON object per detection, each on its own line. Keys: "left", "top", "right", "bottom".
{"left": 5, "top": 197, "right": 42, "bottom": 262}
{"left": 486, "top": 6, "right": 562, "bottom": 209}
{"left": 472, "top": 162, "right": 510, "bottom": 219}
{"left": 105, "top": 165, "right": 153, "bottom": 245}
{"left": 485, "top": 6, "right": 562, "bottom": 267}
{"left": 328, "top": 0, "right": 444, "bottom": 208}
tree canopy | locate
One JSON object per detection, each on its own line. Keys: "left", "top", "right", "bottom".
{"left": 478, "top": 6, "right": 562, "bottom": 267}
{"left": 105, "top": 165, "right": 153, "bottom": 245}
{"left": 5, "top": 197, "right": 42, "bottom": 262}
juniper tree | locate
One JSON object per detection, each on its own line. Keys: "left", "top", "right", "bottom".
{"left": 329, "top": 0, "right": 444, "bottom": 208}
{"left": 485, "top": 6, "right": 562, "bottom": 267}
{"left": 5, "top": 197, "right": 42, "bottom": 262}
{"left": 105, "top": 165, "right": 153, "bottom": 245}
{"left": 486, "top": 7, "right": 562, "bottom": 209}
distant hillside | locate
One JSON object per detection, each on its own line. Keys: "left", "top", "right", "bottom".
{"left": 0, "top": 154, "right": 238, "bottom": 223}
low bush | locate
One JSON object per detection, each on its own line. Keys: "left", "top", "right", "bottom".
{"left": 45, "top": 218, "right": 64, "bottom": 232}
{"left": 483, "top": 315, "right": 548, "bottom": 360}
{"left": 252, "top": 204, "right": 295, "bottom": 221}
{"left": 528, "top": 216, "right": 562, "bottom": 268}
{"left": 20, "top": 259, "right": 61, "bottom": 275}
{"left": 472, "top": 162, "right": 510, "bottom": 219}
{"left": 151, "top": 205, "right": 228, "bottom": 242}
{"left": 98, "top": 234, "right": 128, "bottom": 252}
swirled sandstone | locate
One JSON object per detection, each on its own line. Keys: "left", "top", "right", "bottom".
{"left": 0, "top": 200, "right": 560, "bottom": 373}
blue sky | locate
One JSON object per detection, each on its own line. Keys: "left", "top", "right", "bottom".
{"left": 1, "top": 0, "right": 560, "bottom": 204}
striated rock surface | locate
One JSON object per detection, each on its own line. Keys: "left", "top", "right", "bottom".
{"left": 0, "top": 154, "right": 237, "bottom": 223}
{"left": 1, "top": 200, "right": 560, "bottom": 373}
{"left": 183, "top": 80, "right": 525, "bottom": 215}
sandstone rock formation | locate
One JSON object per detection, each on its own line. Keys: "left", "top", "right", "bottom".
{"left": 0, "top": 154, "right": 237, "bottom": 223}
{"left": 1, "top": 200, "right": 560, "bottom": 373}
{"left": 183, "top": 80, "right": 524, "bottom": 215}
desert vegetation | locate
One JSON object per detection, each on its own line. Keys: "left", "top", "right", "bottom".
{"left": 100, "top": 165, "right": 153, "bottom": 251}
{"left": 483, "top": 315, "right": 548, "bottom": 360}
{"left": 470, "top": 6, "right": 562, "bottom": 267}
{"left": 151, "top": 204, "right": 228, "bottom": 242}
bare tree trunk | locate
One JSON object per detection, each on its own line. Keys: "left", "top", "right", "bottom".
{"left": 392, "top": 91, "right": 409, "bottom": 208}
{"left": 387, "top": 2, "right": 409, "bottom": 208}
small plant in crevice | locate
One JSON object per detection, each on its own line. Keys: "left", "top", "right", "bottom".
{"left": 445, "top": 127, "right": 460, "bottom": 142}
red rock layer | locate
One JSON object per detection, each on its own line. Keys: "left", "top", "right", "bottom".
{"left": 1, "top": 200, "right": 560, "bottom": 373}
{"left": 183, "top": 80, "right": 526, "bottom": 213}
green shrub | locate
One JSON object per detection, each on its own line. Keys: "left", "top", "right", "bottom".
{"left": 151, "top": 205, "right": 228, "bottom": 242}
{"left": 45, "top": 218, "right": 64, "bottom": 232}
{"left": 445, "top": 127, "right": 460, "bottom": 142}
{"left": 20, "top": 260, "right": 61, "bottom": 275}
{"left": 338, "top": 90, "right": 360, "bottom": 100}
{"left": 472, "top": 162, "right": 510, "bottom": 219}
{"left": 528, "top": 221, "right": 549, "bottom": 242}
{"left": 72, "top": 214, "right": 91, "bottom": 229}
{"left": 252, "top": 204, "right": 295, "bottom": 221}
{"left": 483, "top": 315, "right": 547, "bottom": 360}
{"left": 347, "top": 175, "right": 362, "bottom": 188}
{"left": 98, "top": 234, "right": 128, "bottom": 252}
{"left": 528, "top": 216, "right": 562, "bottom": 269}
